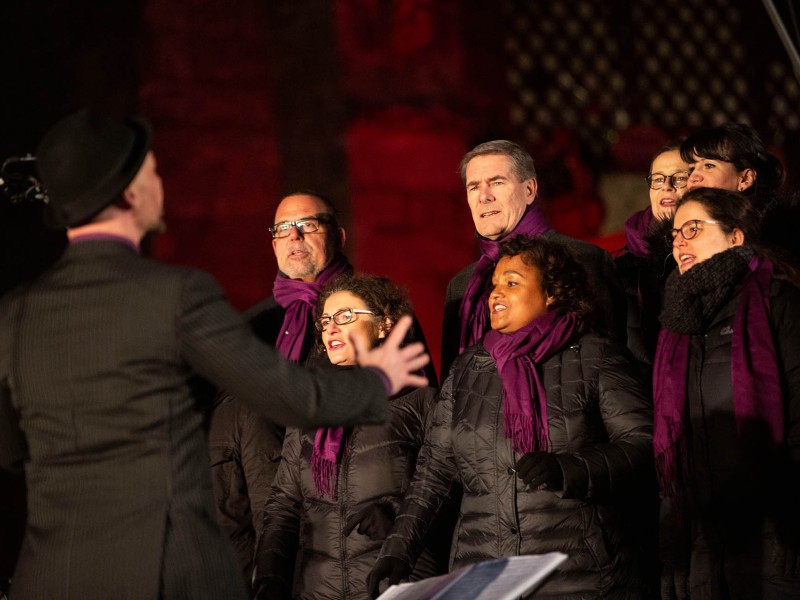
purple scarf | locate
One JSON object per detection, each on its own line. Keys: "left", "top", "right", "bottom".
{"left": 272, "top": 254, "right": 352, "bottom": 362}
{"left": 272, "top": 254, "right": 352, "bottom": 498}
{"left": 312, "top": 426, "right": 346, "bottom": 498}
{"left": 458, "top": 205, "right": 550, "bottom": 355}
{"left": 483, "top": 310, "right": 577, "bottom": 454}
{"left": 653, "top": 257, "right": 784, "bottom": 500}
{"left": 624, "top": 207, "right": 655, "bottom": 259}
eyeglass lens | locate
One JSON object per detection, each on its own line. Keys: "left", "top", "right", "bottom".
{"left": 648, "top": 172, "right": 689, "bottom": 190}
{"left": 270, "top": 218, "right": 323, "bottom": 238}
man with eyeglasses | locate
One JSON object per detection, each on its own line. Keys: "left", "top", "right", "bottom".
{"left": 208, "top": 192, "right": 437, "bottom": 587}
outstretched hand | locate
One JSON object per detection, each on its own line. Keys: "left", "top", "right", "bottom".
{"left": 353, "top": 315, "right": 430, "bottom": 395}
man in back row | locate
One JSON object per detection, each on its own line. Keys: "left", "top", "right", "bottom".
{"left": 209, "top": 190, "right": 438, "bottom": 586}
{"left": 441, "top": 139, "right": 625, "bottom": 377}
{"left": 0, "top": 109, "right": 428, "bottom": 600}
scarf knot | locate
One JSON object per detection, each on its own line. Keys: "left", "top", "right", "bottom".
{"left": 458, "top": 205, "right": 550, "bottom": 354}
{"left": 484, "top": 310, "right": 577, "bottom": 454}
{"left": 271, "top": 254, "right": 352, "bottom": 362}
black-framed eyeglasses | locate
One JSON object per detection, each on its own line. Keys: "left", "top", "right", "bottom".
{"left": 314, "top": 308, "right": 377, "bottom": 332}
{"left": 669, "top": 219, "right": 721, "bottom": 241}
{"left": 646, "top": 171, "right": 690, "bottom": 190}
{"left": 269, "top": 216, "right": 333, "bottom": 239}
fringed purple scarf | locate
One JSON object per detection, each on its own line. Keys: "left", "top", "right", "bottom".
{"left": 458, "top": 205, "right": 550, "bottom": 355}
{"left": 624, "top": 206, "right": 655, "bottom": 259}
{"left": 653, "top": 256, "right": 784, "bottom": 501}
{"left": 272, "top": 254, "right": 352, "bottom": 362}
{"left": 272, "top": 254, "right": 352, "bottom": 498}
{"left": 483, "top": 310, "right": 577, "bottom": 454}
{"left": 312, "top": 426, "right": 346, "bottom": 498}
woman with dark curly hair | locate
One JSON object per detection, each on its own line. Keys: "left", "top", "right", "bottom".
{"left": 681, "top": 122, "right": 784, "bottom": 209}
{"left": 252, "top": 273, "right": 448, "bottom": 600}
{"left": 369, "top": 235, "right": 655, "bottom": 598}
{"left": 655, "top": 187, "right": 800, "bottom": 599}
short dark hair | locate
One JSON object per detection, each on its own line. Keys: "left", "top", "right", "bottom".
{"left": 279, "top": 190, "right": 340, "bottom": 222}
{"left": 679, "top": 123, "right": 784, "bottom": 201}
{"left": 458, "top": 140, "right": 537, "bottom": 184}
{"left": 676, "top": 187, "right": 760, "bottom": 243}
{"left": 497, "top": 235, "right": 597, "bottom": 332}
{"left": 315, "top": 273, "right": 414, "bottom": 350}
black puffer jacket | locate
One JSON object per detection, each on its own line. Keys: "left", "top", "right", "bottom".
{"left": 253, "top": 386, "right": 448, "bottom": 600}
{"left": 380, "top": 333, "right": 654, "bottom": 598}
{"left": 660, "top": 273, "right": 800, "bottom": 598}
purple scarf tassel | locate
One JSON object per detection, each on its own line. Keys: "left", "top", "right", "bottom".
{"left": 458, "top": 205, "right": 550, "bottom": 355}
{"left": 484, "top": 310, "right": 577, "bottom": 455}
{"left": 653, "top": 257, "right": 784, "bottom": 501}
{"left": 311, "top": 426, "right": 345, "bottom": 499}
{"left": 272, "top": 254, "right": 352, "bottom": 362}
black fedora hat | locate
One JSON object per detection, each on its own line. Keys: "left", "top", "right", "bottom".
{"left": 36, "top": 108, "right": 152, "bottom": 229}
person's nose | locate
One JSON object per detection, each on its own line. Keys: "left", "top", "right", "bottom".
{"left": 662, "top": 175, "right": 676, "bottom": 191}
{"left": 672, "top": 231, "right": 687, "bottom": 249}
{"left": 688, "top": 170, "right": 702, "bottom": 187}
{"left": 326, "top": 320, "right": 342, "bottom": 335}
{"left": 478, "top": 182, "right": 494, "bottom": 204}
{"left": 287, "top": 224, "right": 305, "bottom": 241}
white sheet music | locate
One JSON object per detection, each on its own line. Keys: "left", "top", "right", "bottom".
{"left": 377, "top": 552, "right": 568, "bottom": 600}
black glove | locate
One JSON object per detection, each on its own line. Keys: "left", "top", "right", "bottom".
{"left": 252, "top": 576, "right": 292, "bottom": 600}
{"left": 344, "top": 502, "right": 396, "bottom": 541}
{"left": 366, "top": 556, "right": 413, "bottom": 599}
{"left": 516, "top": 451, "right": 563, "bottom": 490}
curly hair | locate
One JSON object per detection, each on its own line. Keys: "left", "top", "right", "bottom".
{"left": 497, "top": 235, "right": 597, "bottom": 333}
{"left": 679, "top": 123, "right": 784, "bottom": 204}
{"left": 314, "top": 273, "right": 414, "bottom": 351}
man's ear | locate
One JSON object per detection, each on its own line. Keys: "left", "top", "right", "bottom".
{"left": 524, "top": 178, "right": 538, "bottom": 206}
{"left": 338, "top": 227, "right": 347, "bottom": 251}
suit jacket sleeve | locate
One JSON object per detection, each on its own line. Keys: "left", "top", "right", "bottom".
{"left": 176, "top": 270, "right": 388, "bottom": 428}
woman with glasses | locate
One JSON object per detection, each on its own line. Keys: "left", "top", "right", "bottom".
{"left": 369, "top": 236, "right": 654, "bottom": 598}
{"left": 680, "top": 122, "right": 784, "bottom": 210}
{"left": 617, "top": 142, "right": 690, "bottom": 372}
{"left": 252, "top": 273, "right": 447, "bottom": 600}
{"left": 655, "top": 187, "right": 800, "bottom": 599}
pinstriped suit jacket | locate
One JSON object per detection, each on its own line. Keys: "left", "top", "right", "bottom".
{"left": 0, "top": 240, "right": 387, "bottom": 600}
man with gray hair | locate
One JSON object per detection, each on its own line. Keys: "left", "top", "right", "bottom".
{"left": 440, "top": 139, "right": 625, "bottom": 376}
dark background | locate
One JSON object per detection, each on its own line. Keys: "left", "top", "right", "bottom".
{"left": 3, "top": 0, "right": 800, "bottom": 584}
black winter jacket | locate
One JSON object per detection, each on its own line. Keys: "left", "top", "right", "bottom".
{"left": 254, "top": 386, "right": 448, "bottom": 600}
{"left": 380, "top": 333, "right": 654, "bottom": 598}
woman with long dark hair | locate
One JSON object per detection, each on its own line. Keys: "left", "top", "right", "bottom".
{"left": 655, "top": 187, "right": 800, "bottom": 599}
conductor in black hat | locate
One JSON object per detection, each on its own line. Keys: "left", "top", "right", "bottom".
{"left": 0, "top": 109, "right": 429, "bottom": 600}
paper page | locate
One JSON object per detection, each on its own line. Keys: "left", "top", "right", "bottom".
{"left": 377, "top": 552, "right": 568, "bottom": 600}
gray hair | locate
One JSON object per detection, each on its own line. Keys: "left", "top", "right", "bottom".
{"left": 458, "top": 140, "right": 537, "bottom": 184}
